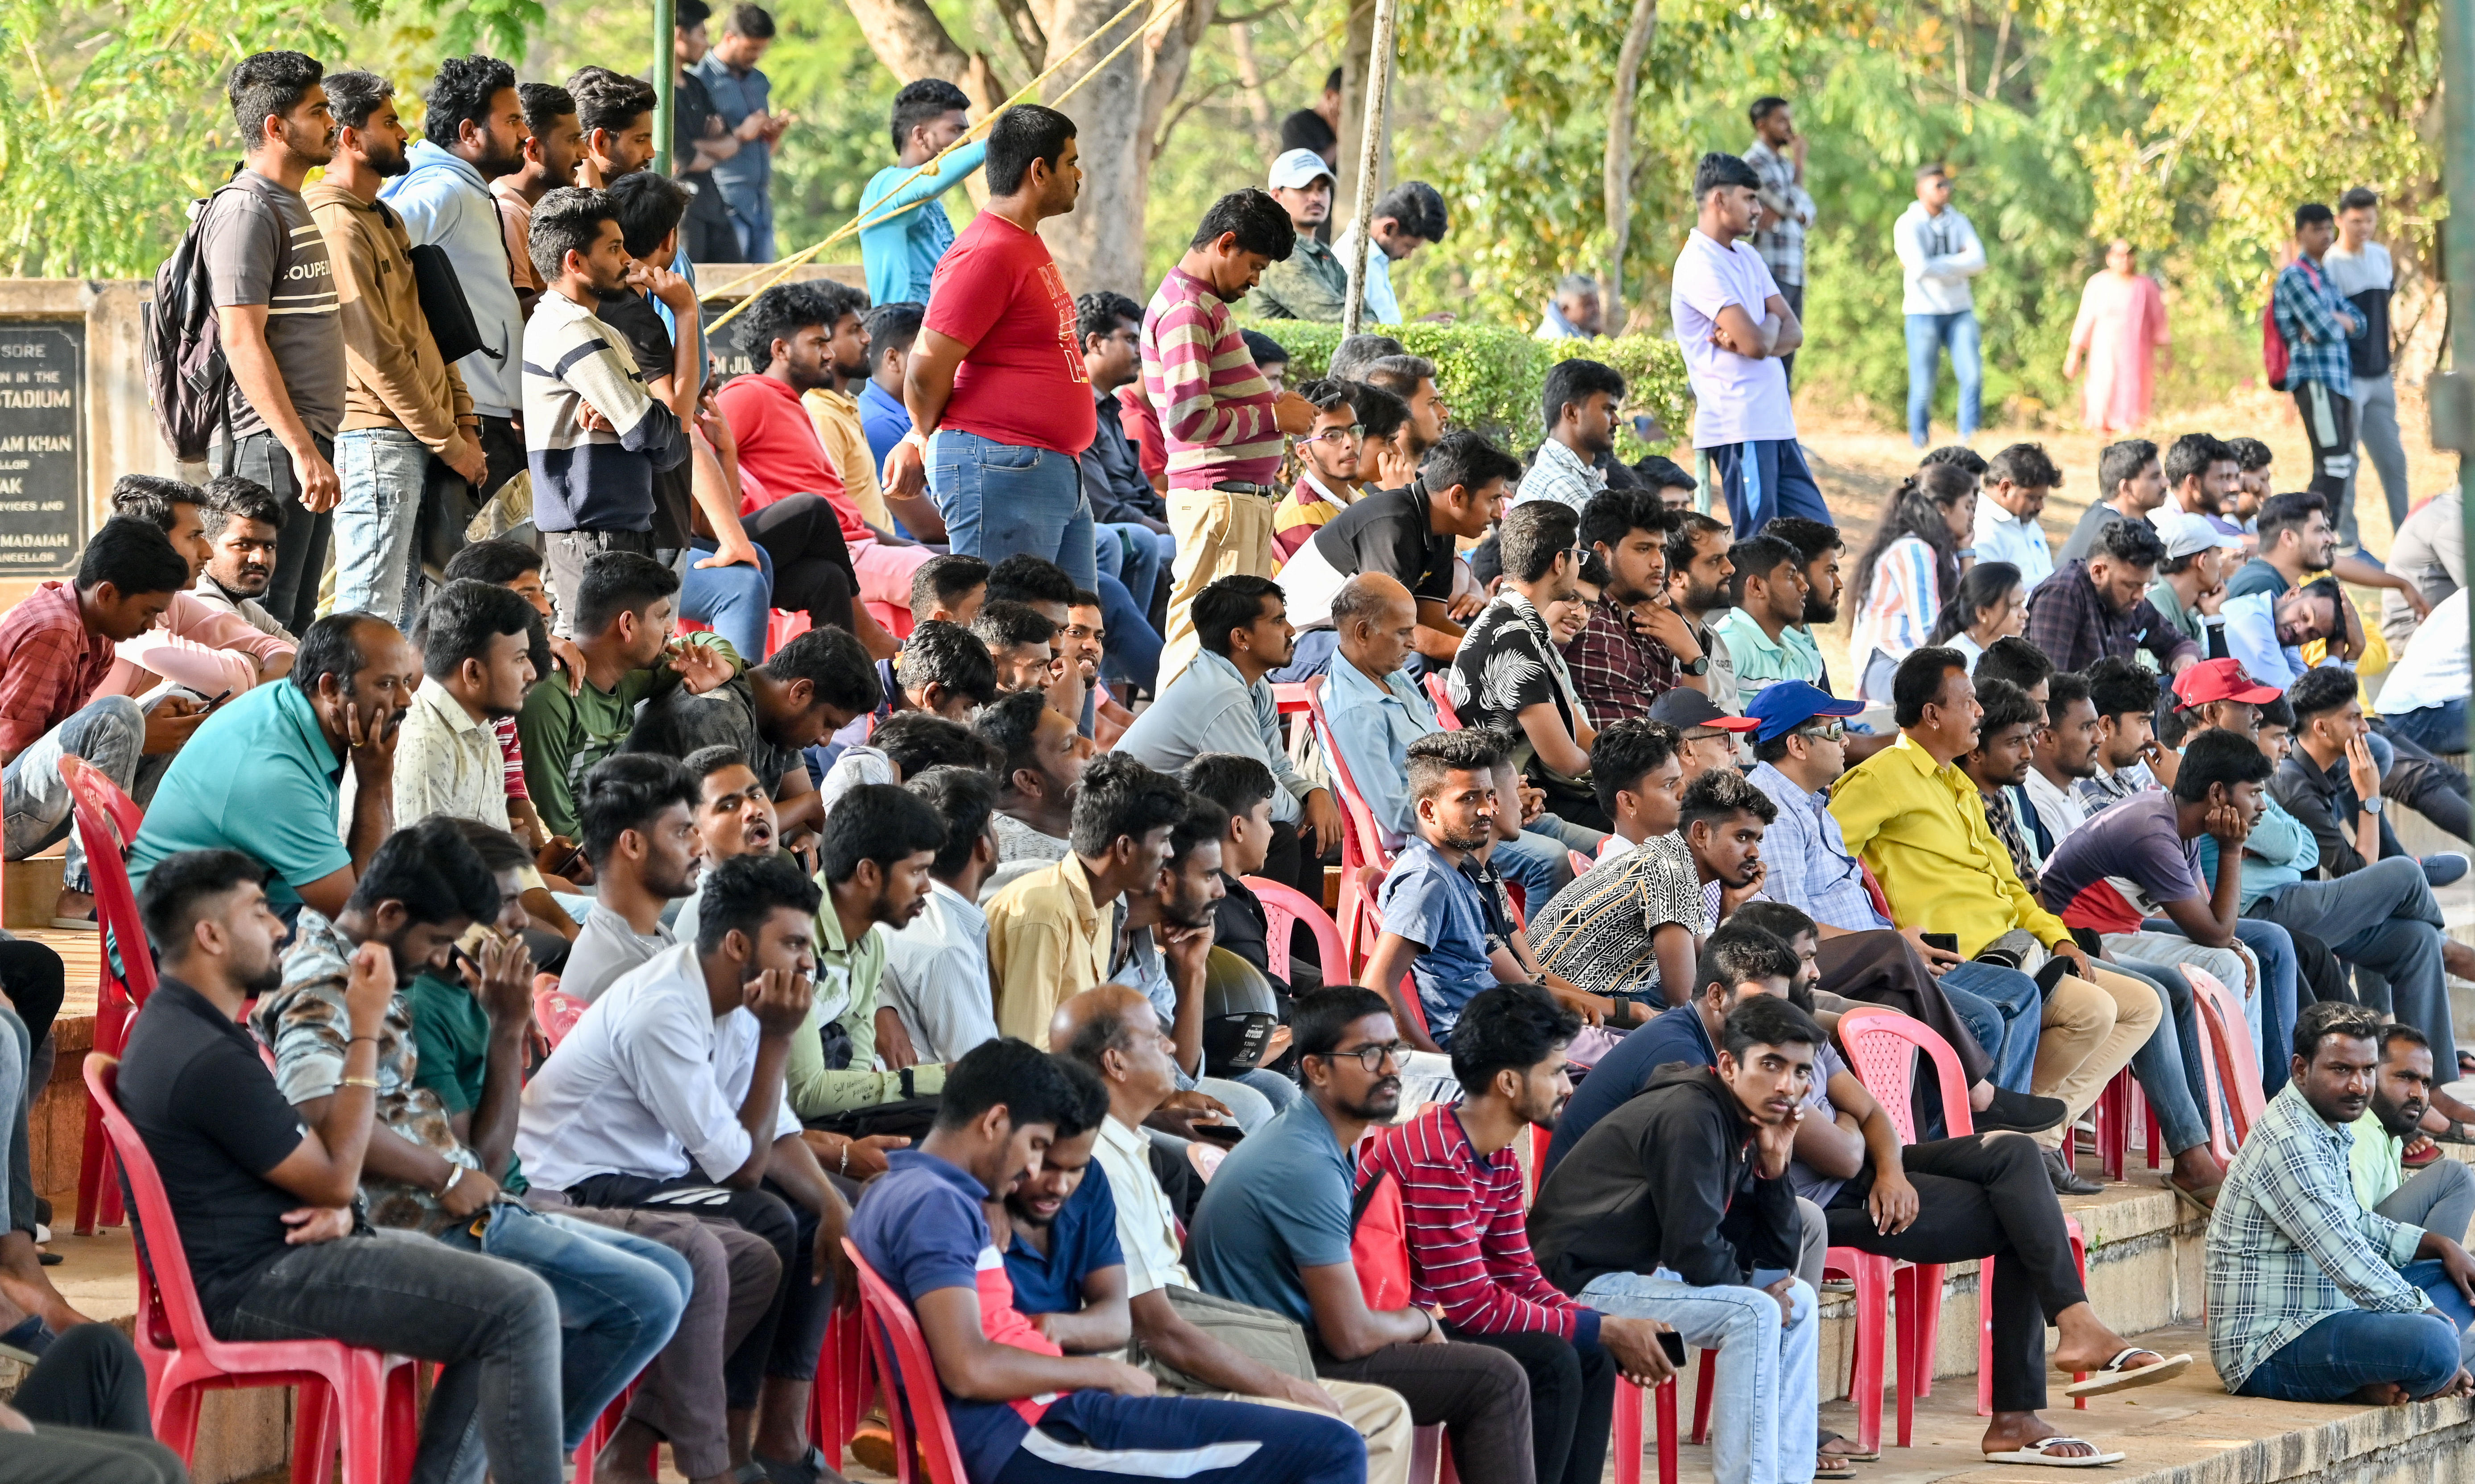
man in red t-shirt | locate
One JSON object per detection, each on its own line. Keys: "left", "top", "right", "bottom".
{"left": 882, "top": 105, "right": 1101, "bottom": 587}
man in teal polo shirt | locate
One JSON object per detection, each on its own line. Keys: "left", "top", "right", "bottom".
{"left": 129, "top": 613, "right": 420, "bottom": 920}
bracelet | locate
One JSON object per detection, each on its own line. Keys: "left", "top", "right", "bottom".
{"left": 838, "top": 1141, "right": 852, "bottom": 1176}
{"left": 347, "top": 1035, "right": 378, "bottom": 1046}
{"left": 440, "top": 1165, "right": 466, "bottom": 1196}
{"left": 339, "top": 1075, "right": 380, "bottom": 1090}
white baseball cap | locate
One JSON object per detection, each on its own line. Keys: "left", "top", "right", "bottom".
{"left": 2152, "top": 510, "right": 2246, "bottom": 561}
{"left": 1268, "top": 148, "right": 1337, "bottom": 190}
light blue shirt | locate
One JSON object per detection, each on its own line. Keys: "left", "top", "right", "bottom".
{"left": 691, "top": 55, "right": 773, "bottom": 227}
{"left": 2222, "top": 591, "right": 2308, "bottom": 689}
{"left": 1321, "top": 655, "right": 1440, "bottom": 850}
{"left": 1971, "top": 502, "right": 2055, "bottom": 592}
{"left": 858, "top": 141, "right": 991, "bottom": 308}
{"left": 383, "top": 141, "right": 524, "bottom": 417}
{"left": 2195, "top": 794, "right": 2320, "bottom": 907}
{"left": 1332, "top": 227, "right": 1401, "bottom": 325}
{"left": 1113, "top": 649, "right": 1315, "bottom": 823}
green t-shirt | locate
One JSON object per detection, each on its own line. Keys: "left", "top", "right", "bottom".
{"left": 2348, "top": 1107, "right": 2402, "bottom": 1213}
{"left": 514, "top": 634, "right": 739, "bottom": 838}
{"left": 400, "top": 971, "right": 526, "bottom": 1193}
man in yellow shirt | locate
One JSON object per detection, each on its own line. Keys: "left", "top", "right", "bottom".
{"left": 985, "top": 753, "right": 1185, "bottom": 1045}
{"left": 1831, "top": 644, "right": 2163, "bottom": 1194}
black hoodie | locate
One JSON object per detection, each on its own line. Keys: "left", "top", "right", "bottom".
{"left": 1529, "top": 1062, "right": 1800, "bottom": 1296}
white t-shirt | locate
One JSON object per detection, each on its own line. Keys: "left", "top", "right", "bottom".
{"left": 2377, "top": 588, "right": 2470, "bottom": 718}
{"left": 1670, "top": 230, "right": 1796, "bottom": 448}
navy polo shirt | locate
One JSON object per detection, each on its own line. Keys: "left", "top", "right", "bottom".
{"left": 1542, "top": 1003, "right": 1718, "bottom": 1178}
{"left": 1000, "top": 1166, "right": 1126, "bottom": 1318}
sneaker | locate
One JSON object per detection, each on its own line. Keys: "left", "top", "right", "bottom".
{"left": 2422, "top": 853, "right": 2469, "bottom": 888}
{"left": 1974, "top": 1086, "right": 2069, "bottom": 1135}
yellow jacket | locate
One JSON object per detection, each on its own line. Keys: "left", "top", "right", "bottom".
{"left": 1826, "top": 734, "right": 2072, "bottom": 959}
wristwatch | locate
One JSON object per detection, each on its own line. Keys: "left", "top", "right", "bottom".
{"left": 1680, "top": 654, "right": 1710, "bottom": 677}
{"left": 2359, "top": 794, "right": 2385, "bottom": 815}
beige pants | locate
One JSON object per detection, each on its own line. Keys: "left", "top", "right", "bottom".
{"left": 1188, "top": 1379, "right": 1415, "bottom": 1484}
{"left": 2029, "top": 967, "right": 2165, "bottom": 1147}
{"left": 1159, "top": 486, "right": 1276, "bottom": 690}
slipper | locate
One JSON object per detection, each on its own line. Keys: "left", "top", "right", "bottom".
{"left": 2167, "top": 1181, "right": 2218, "bottom": 1219}
{"left": 1816, "top": 1455, "right": 1857, "bottom": 1477}
{"left": 46, "top": 915, "right": 95, "bottom": 932}
{"left": 1983, "top": 1437, "right": 2126, "bottom": 1467}
{"left": 2434, "top": 1121, "right": 2475, "bottom": 1146}
{"left": 2404, "top": 1139, "right": 2442, "bottom": 1169}
{"left": 0, "top": 1313, "right": 53, "bottom": 1365}
{"left": 2061, "top": 1347, "right": 2191, "bottom": 1397}
{"left": 1820, "top": 1430, "right": 1880, "bottom": 1463}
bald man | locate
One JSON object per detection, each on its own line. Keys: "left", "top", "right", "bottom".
{"left": 1053, "top": 985, "right": 1416, "bottom": 1484}
{"left": 1322, "top": 573, "right": 1596, "bottom": 904}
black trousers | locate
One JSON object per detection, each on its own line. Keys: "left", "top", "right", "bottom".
{"left": 741, "top": 492, "right": 861, "bottom": 635}
{"left": 2293, "top": 382, "right": 2358, "bottom": 506}
{"left": 1449, "top": 1326, "right": 1616, "bottom": 1484}
{"left": 1825, "top": 1133, "right": 2087, "bottom": 1413}
{"left": 1315, "top": 1339, "right": 1536, "bottom": 1484}
{"left": 0, "top": 938, "right": 66, "bottom": 1051}
{"left": 0, "top": 1323, "right": 188, "bottom": 1482}
{"left": 568, "top": 1170, "right": 833, "bottom": 1409}
{"left": 1818, "top": 929, "right": 1991, "bottom": 1134}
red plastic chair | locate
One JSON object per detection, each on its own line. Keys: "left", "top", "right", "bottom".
{"left": 807, "top": 1304, "right": 867, "bottom": 1473}
{"left": 2186, "top": 966, "right": 2266, "bottom": 1149}
{"left": 843, "top": 1238, "right": 974, "bottom": 1484}
{"left": 86, "top": 1055, "right": 420, "bottom": 1483}
{"left": 62, "top": 755, "right": 156, "bottom": 1236}
{"left": 534, "top": 976, "right": 591, "bottom": 1049}
{"left": 1243, "top": 875, "right": 1347, "bottom": 991}
{"left": 1570, "top": 849, "right": 1595, "bottom": 878}
{"left": 1423, "top": 672, "right": 1463, "bottom": 729}
{"left": 1302, "top": 675, "right": 1395, "bottom": 975}
{"left": 1836, "top": 1009, "right": 2090, "bottom": 1431}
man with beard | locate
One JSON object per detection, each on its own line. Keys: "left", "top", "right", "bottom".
{"left": 1761, "top": 517, "right": 1846, "bottom": 673}
{"left": 2164, "top": 433, "right": 2244, "bottom": 538}
{"left": 2206, "top": 1003, "right": 2475, "bottom": 1403}
{"left": 2022, "top": 517, "right": 2199, "bottom": 678}
{"left": 1449, "top": 503, "right": 1608, "bottom": 828}
{"left": 521, "top": 186, "right": 697, "bottom": 624}
{"left": 806, "top": 280, "right": 950, "bottom": 554}
{"left": 192, "top": 476, "right": 292, "bottom": 638}
{"left": 1117, "top": 576, "right": 1341, "bottom": 899}
{"left": 1191, "top": 988, "right": 1535, "bottom": 1479}
{"left": 252, "top": 818, "right": 695, "bottom": 1478}
{"left": 787, "top": 783, "right": 948, "bottom": 1125}
{"left": 204, "top": 52, "right": 348, "bottom": 639}
{"left": 386, "top": 55, "right": 530, "bottom": 508}
{"left": 1711, "top": 533, "right": 1820, "bottom": 697}
{"left": 1568, "top": 488, "right": 1694, "bottom": 717}
{"left": 493, "top": 82, "right": 582, "bottom": 319}
{"left": 973, "top": 690, "right": 1094, "bottom": 896}
{"left": 306, "top": 71, "right": 488, "bottom": 630}
{"left": 560, "top": 754, "right": 704, "bottom": 1004}
{"left": 2350, "top": 1025, "right": 2475, "bottom": 1239}
{"left": 1363, "top": 984, "right": 1679, "bottom": 1484}
{"left": 1665, "top": 512, "right": 1743, "bottom": 713}
{"left": 879, "top": 766, "right": 1005, "bottom": 1069}
{"left": 2056, "top": 438, "right": 2165, "bottom": 568}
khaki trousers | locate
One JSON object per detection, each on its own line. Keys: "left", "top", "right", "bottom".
{"left": 2028, "top": 967, "right": 2164, "bottom": 1148}
{"left": 1185, "top": 1379, "right": 1415, "bottom": 1484}
{"left": 1159, "top": 487, "right": 1276, "bottom": 690}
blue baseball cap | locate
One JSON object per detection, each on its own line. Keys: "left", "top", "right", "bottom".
{"left": 1744, "top": 681, "right": 1866, "bottom": 743}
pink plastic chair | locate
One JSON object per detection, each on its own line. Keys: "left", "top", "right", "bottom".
{"left": 1242, "top": 875, "right": 1347, "bottom": 991}
{"left": 87, "top": 1056, "right": 421, "bottom": 1483}
{"left": 1570, "top": 849, "right": 1595, "bottom": 878}
{"left": 844, "top": 1239, "right": 977, "bottom": 1484}
{"left": 2186, "top": 966, "right": 2267, "bottom": 1149}
{"left": 1302, "top": 675, "right": 1394, "bottom": 975}
{"left": 61, "top": 755, "right": 156, "bottom": 1236}
{"left": 1423, "top": 672, "right": 1463, "bottom": 729}
{"left": 534, "top": 977, "right": 591, "bottom": 1048}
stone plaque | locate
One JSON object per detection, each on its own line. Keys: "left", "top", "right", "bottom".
{"left": 0, "top": 322, "right": 85, "bottom": 576}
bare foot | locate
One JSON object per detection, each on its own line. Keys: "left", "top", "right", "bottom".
{"left": 1981, "top": 1413, "right": 2097, "bottom": 1459}
{"left": 0, "top": 1235, "right": 88, "bottom": 1332}
{"left": 50, "top": 888, "right": 93, "bottom": 924}
{"left": 2352, "top": 1381, "right": 2409, "bottom": 1406}
{"left": 2442, "top": 939, "right": 2475, "bottom": 982}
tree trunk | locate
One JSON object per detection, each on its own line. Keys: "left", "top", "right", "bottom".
{"left": 1333, "top": 0, "right": 1378, "bottom": 236}
{"left": 1602, "top": 0, "right": 1658, "bottom": 328}
{"left": 1229, "top": 23, "right": 1277, "bottom": 158}
{"left": 842, "top": 0, "right": 1010, "bottom": 111}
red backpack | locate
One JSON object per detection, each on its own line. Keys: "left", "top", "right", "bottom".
{"left": 1350, "top": 1167, "right": 1414, "bottom": 1312}
{"left": 2261, "top": 258, "right": 2324, "bottom": 394}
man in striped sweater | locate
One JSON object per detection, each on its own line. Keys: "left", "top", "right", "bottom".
{"left": 1361, "top": 984, "right": 1679, "bottom": 1484}
{"left": 1144, "top": 189, "right": 1320, "bottom": 688}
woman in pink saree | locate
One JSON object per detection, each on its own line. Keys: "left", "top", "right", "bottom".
{"left": 2064, "top": 240, "right": 2172, "bottom": 432}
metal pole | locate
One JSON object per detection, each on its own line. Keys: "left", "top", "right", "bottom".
{"left": 2444, "top": 0, "right": 2475, "bottom": 708}
{"left": 1340, "top": 0, "right": 1398, "bottom": 336}
{"left": 653, "top": 0, "right": 677, "bottom": 176}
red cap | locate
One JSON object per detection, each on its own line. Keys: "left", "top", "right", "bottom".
{"left": 2172, "top": 657, "right": 2282, "bottom": 709}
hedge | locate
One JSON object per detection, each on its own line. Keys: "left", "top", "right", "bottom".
{"left": 1244, "top": 321, "right": 1694, "bottom": 462}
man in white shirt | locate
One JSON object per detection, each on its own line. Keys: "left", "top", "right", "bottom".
{"left": 559, "top": 754, "right": 702, "bottom": 1003}
{"left": 1972, "top": 443, "right": 2060, "bottom": 592}
{"left": 1669, "top": 152, "right": 1824, "bottom": 534}
{"left": 882, "top": 764, "right": 1003, "bottom": 1064}
{"left": 1894, "top": 162, "right": 1988, "bottom": 447}
{"left": 2375, "top": 588, "right": 2469, "bottom": 757}
{"left": 672, "top": 742, "right": 780, "bottom": 950}
{"left": 1052, "top": 982, "right": 1415, "bottom": 1481}
{"left": 2380, "top": 489, "right": 2460, "bottom": 653}
{"left": 2326, "top": 188, "right": 2409, "bottom": 549}
{"left": 515, "top": 852, "right": 849, "bottom": 1480}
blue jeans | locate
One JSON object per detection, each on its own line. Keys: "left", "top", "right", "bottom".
{"left": 2236, "top": 1261, "right": 2471, "bottom": 1401}
{"left": 929, "top": 428, "right": 1096, "bottom": 588}
{"left": 439, "top": 1203, "right": 690, "bottom": 1452}
{"left": 1577, "top": 1272, "right": 1818, "bottom": 1484}
{"left": 1094, "top": 573, "right": 1163, "bottom": 694}
{"left": 2385, "top": 698, "right": 2468, "bottom": 756}
{"left": 1705, "top": 439, "right": 1833, "bottom": 533}
{"left": 1097, "top": 522, "right": 1171, "bottom": 611}
{"left": 679, "top": 542, "right": 775, "bottom": 660}
{"left": 2098, "top": 957, "right": 2211, "bottom": 1156}
{"left": 2248, "top": 855, "right": 2456, "bottom": 1079}
{"left": 1940, "top": 960, "right": 2042, "bottom": 1094}
{"left": 1904, "top": 310, "right": 1982, "bottom": 445}
{"left": 333, "top": 427, "right": 432, "bottom": 630}
{"left": 0, "top": 695, "right": 175, "bottom": 894}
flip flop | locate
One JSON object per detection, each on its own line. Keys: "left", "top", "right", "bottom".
{"left": 1816, "top": 1455, "right": 1858, "bottom": 1477}
{"left": 2167, "top": 1180, "right": 2218, "bottom": 1219}
{"left": 1983, "top": 1437, "right": 2126, "bottom": 1467}
{"left": 1820, "top": 1429, "right": 1880, "bottom": 1463}
{"left": 0, "top": 1313, "right": 53, "bottom": 1365}
{"left": 2061, "top": 1347, "right": 2191, "bottom": 1397}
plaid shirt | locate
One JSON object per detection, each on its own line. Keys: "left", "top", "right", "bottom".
{"left": 2205, "top": 1083, "right": 2427, "bottom": 1392}
{"left": 1978, "top": 785, "right": 2041, "bottom": 894}
{"left": 2272, "top": 256, "right": 2363, "bottom": 396}
{"left": 0, "top": 582, "right": 115, "bottom": 762}
{"left": 2020, "top": 559, "right": 2199, "bottom": 677}
{"left": 1564, "top": 597, "right": 1679, "bottom": 723}
{"left": 1743, "top": 140, "right": 1813, "bottom": 288}
{"left": 1515, "top": 436, "right": 1606, "bottom": 514}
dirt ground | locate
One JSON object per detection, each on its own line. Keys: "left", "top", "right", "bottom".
{"left": 1781, "top": 382, "right": 2461, "bottom": 686}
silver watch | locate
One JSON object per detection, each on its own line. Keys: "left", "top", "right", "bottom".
{"left": 2360, "top": 794, "right": 2385, "bottom": 816}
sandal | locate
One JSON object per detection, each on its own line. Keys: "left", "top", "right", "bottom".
{"left": 1984, "top": 1437, "right": 2127, "bottom": 1467}
{"left": 1820, "top": 1430, "right": 1880, "bottom": 1463}
{"left": 2061, "top": 1346, "right": 2191, "bottom": 1397}
{"left": 2435, "top": 1121, "right": 2475, "bottom": 1145}
{"left": 2167, "top": 1179, "right": 2219, "bottom": 1219}
{"left": 1816, "top": 1454, "right": 1858, "bottom": 1477}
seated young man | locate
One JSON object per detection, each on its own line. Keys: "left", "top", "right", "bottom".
{"left": 560, "top": 756, "right": 705, "bottom": 1003}
{"left": 1528, "top": 992, "right": 1825, "bottom": 1484}
{"left": 1188, "top": 987, "right": 1535, "bottom": 1481}
{"left": 912, "top": 552, "right": 991, "bottom": 629}
{"left": 513, "top": 853, "right": 854, "bottom": 1478}
{"left": 791, "top": 783, "right": 951, "bottom": 1126}
{"left": 2350, "top": 1025, "right": 2475, "bottom": 1241}
{"left": 99, "top": 474, "right": 297, "bottom": 699}
{"left": 1051, "top": 984, "right": 1413, "bottom": 1480}
{"left": 122, "top": 850, "right": 566, "bottom": 1484}
{"left": 2207, "top": 1003, "right": 2475, "bottom": 1404}
{"left": 1781, "top": 929, "right": 2187, "bottom": 1465}
{"left": 1271, "top": 378, "right": 1364, "bottom": 570}
{"left": 628, "top": 624, "right": 883, "bottom": 846}
{"left": 845, "top": 1037, "right": 1369, "bottom": 1484}
{"left": 1445, "top": 501, "right": 1606, "bottom": 830}
{"left": 252, "top": 818, "right": 697, "bottom": 1468}
{"left": 882, "top": 765, "right": 1006, "bottom": 1068}
{"left": 974, "top": 689, "right": 1096, "bottom": 896}
{"left": 1180, "top": 753, "right": 1311, "bottom": 1001}
{"left": 1063, "top": 591, "right": 1141, "bottom": 746}
{"left": 1363, "top": 985, "right": 1680, "bottom": 1484}
{"left": 0, "top": 1323, "right": 190, "bottom": 1484}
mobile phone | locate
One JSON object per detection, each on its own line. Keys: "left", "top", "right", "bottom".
{"left": 1659, "top": 1331, "right": 1688, "bottom": 1366}
{"left": 200, "top": 688, "right": 235, "bottom": 713}
{"left": 551, "top": 840, "right": 588, "bottom": 878}
{"left": 1922, "top": 932, "right": 1960, "bottom": 955}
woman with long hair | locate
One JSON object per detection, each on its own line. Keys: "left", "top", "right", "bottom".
{"left": 1849, "top": 461, "right": 1978, "bottom": 701}
{"left": 1928, "top": 560, "right": 2027, "bottom": 670}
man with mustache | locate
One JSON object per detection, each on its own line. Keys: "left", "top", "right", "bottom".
{"left": 192, "top": 476, "right": 293, "bottom": 639}
{"left": 673, "top": 743, "right": 780, "bottom": 946}
{"left": 559, "top": 755, "right": 705, "bottom": 1004}
{"left": 2350, "top": 1024, "right": 2475, "bottom": 1239}
{"left": 310, "top": 70, "right": 487, "bottom": 631}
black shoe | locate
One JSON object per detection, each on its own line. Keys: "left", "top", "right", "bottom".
{"left": 2042, "top": 1144, "right": 2103, "bottom": 1195}
{"left": 753, "top": 1446, "right": 849, "bottom": 1484}
{"left": 1974, "top": 1086, "right": 2069, "bottom": 1135}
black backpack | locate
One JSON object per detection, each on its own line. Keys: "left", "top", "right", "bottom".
{"left": 145, "top": 185, "right": 239, "bottom": 463}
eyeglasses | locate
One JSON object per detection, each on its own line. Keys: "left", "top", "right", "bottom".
{"left": 1303, "top": 426, "right": 1362, "bottom": 446}
{"left": 1316, "top": 1041, "right": 1408, "bottom": 1072}
{"left": 1796, "top": 721, "right": 1846, "bottom": 742}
